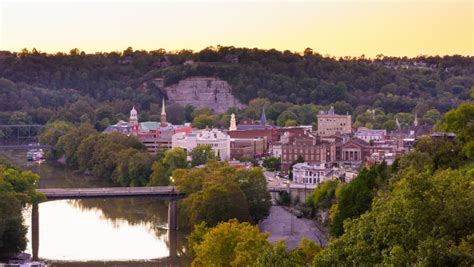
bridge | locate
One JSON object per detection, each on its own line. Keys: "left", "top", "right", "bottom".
{"left": 32, "top": 186, "right": 186, "bottom": 261}
{"left": 0, "top": 124, "right": 47, "bottom": 149}
{"left": 267, "top": 183, "right": 317, "bottom": 203}
{"left": 37, "top": 186, "right": 185, "bottom": 200}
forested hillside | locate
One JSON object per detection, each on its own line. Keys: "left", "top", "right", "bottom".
{"left": 0, "top": 47, "right": 472, "bottom": 129}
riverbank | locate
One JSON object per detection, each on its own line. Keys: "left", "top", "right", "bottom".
{"left": 260, "top": 205, "right": 328, "bottom": 249}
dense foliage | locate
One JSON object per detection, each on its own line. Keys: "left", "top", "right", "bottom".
{"left": 305, "top": 95, "right": 474, "bottom": 265}
{"left": 0, "top": 161, "right": 43, "bottom": 260}
{"left": 173, "top": 161, "right": 271, "bottom": 228}
{"left": 0, "top": 47, "right": 472, "bottom": 137}
{"left": 189, "top": 220, "right": 320, "bottom": 267}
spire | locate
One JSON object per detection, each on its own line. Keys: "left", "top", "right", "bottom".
{"left": 161, "top": 98, "right": 166, "bottom": 115}
{"left": 396, "top": 117, "right": 401, "bottom": 131}
{"left": 260, "top": 106, "right": 267, "bottom": 126}
{"left": 414, "top": 112, "right": 419, "bottom": 127}
{"left": 229, "top": 113, "right": 237, "bottom": 131}
{"left": 160, "top": 98, "right": 167, "bottom": 127}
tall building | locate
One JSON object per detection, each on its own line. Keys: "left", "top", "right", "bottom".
{"left": 317, "top": 106, "right": 352, "bottom": 136}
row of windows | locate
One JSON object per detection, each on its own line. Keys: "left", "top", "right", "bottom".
{"left": 283, "top": 154, "right": 321, "bottom": 161}
{"left": 283, "top": 149, "right": 322, "bottom": 154}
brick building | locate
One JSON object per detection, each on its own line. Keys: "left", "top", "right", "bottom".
{"left": 230, "top": 137, "right": 267, "bottom": 159}
{"left": 281, "top": 132, "right": 336, "bottom": 173}
{"left": 317, "top": 106, "right": 352, "bottom": 136}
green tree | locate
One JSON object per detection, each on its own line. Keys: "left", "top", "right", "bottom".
{"left": 277, "top": 111, "right": 298, "bottom": 127}
{"left": 192, "top": 114, "right": 214, "bottom": 129}
{"left": 148, "top": 161, "right": 170, "bottom": 186}
{"left": 0, "top": 163, "right": 43, "bottom": 260}
{"left": 443, "top": 101, "right": 474, "bottom": 159}
{"left": 263, "top": 157, "right": 281, "bottom": 171}
{"left": 330, "top": 165, "right": 388, "bottom": 236}
{"left": 306, "top": 180, "right": 339, "bottom": 213}
{"left": 39, "top": 121, "right": 72, "bottom": 159}
{"left": 234, "top": 167, "right": 272, "bottom": 222}
{"left": 255, "top": 241, "right": 303, "bottom": 267}
{"left": 56, "top": 123, "right": 98, "bottom": 168}
{"left": 190, "top": 144, "right": 216, "bottom": 167}
{"left": 313, "top": 168, "right": 474, "bottom": 266}
{"left": 163, "top": 147, "right": 188, "bottom": 170}
{"left": 192, "top": 219, "right": 270, "bottom": 266}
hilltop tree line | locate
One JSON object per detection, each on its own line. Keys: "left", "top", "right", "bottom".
{"left": 0, "top": 47, "right": 472, "bottom": 134}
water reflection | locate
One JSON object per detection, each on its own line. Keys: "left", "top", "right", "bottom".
{"left": 26, "top": 198, "right": 187, "bottom": 262}
{"left": 0, "top": 150, "right": 189, "bottom": 264}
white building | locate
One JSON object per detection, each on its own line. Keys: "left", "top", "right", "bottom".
{"left": 354, "top": 127, "right": 386, "bottom": 142}
{"left": 292, "top": 162, "right": 337, "bottom": 185}
{"left": 172, "top": 128, "right": 231, "bottom": 161}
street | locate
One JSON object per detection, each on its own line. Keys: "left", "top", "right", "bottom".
{"left": 260, "top": 206, "right": 328, "bottom": 249}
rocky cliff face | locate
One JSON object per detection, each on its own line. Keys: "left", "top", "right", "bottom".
{"left": 163, "top": 77, "right": 245, "bottom": 113}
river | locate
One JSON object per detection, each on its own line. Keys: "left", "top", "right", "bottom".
{"left": 0, "top": 150, "right": 190, "bottom": 266}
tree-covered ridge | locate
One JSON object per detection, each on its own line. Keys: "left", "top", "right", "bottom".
{"left": 0, "top": 47, "right": 472, "bottom": 128}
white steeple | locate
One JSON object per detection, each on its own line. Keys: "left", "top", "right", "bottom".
{"left": 414, "top": 112, "right": 419, "bottom": 127}
{"left": 229, "top": 113, "right": 237, "bottom": 131}
{"left": 160, "top": 98, "right": 167, "bottom": 127}
{"left": 161, "top": 98, "right": 166, "bottom": 115}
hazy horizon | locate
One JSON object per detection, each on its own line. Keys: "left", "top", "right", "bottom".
{"left": 1, "top": 0, "right": 473, "bottom": 57}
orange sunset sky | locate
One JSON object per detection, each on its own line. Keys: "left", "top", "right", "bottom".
{"left": 0, "top": 0, "right": 472, "bottom": 57}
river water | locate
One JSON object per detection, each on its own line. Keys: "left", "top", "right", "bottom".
{"left": 1, "top": 150, "right": 189, "bottom": 266}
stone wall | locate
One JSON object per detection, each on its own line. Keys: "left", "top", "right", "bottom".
{"left": 164, "top": 77, "right": 245, "bottom": 113}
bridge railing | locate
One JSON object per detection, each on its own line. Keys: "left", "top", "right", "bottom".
{"left": 37, "top": 186, "right": 182, "bottom": 198}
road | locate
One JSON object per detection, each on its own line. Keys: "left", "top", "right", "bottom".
{"left": 260, "top": 206, "right": 328, "bottom": 249}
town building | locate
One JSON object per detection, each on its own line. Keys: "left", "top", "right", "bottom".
{"left": 354, "top": 127, "right": 386, "bottom": 142}
{"left": 172, "top": 128, "right": 231, "bottom": 161}
{"left": 104, "top": 99, "right": 192, "bottom": 154}
{"left": 292, "top": 163, "right": 334, "bottom": 185}
{"left": 281, "top": 132, "right": 336, "bottom": 173}
{"left": 317, "top": 106, "right": 352, "bottom": 136}
{"left": 103, "top": 120, "right": 133, "bottom": 135}
{"left": 230, "top": 137, "right": 267, "bottom": 159}
{"left": 228, "top": 108, "right": 308, "bottom": 155}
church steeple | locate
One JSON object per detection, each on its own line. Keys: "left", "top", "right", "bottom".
{"left": 129, "top": 106, "right": 139, "bottom": 134}
{"left": 260, "top": 106, "right": 267, "bottom": 126}
{"left": 160, "top": 98, "right": 167, "bottom": 127}
{"left": 414, "top": 112, "right": 419, "bottom": 127}
{"left": 229, "top": 113, "right": 237, "bottom": 131}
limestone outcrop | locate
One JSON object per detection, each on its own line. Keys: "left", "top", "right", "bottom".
{"left": 163, "top": 77, "right": 245, "bottom": 113}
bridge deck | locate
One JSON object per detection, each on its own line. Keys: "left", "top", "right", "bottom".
{"left": 37, "top": 186, "right": 185, "bottom": 200}
{"left": 0, "top": 145, "right": 53, "bottom": 150}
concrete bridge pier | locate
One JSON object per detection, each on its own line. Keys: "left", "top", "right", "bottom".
{"left": 168, "top": 200, "right": 178, "bottom": 231}
{"left": 32, "top": 203, "right": 39, "bottom": 261}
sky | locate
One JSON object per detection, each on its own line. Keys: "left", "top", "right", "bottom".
{"left": 0, "top": 0, "right": 472, "bottom": 57}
